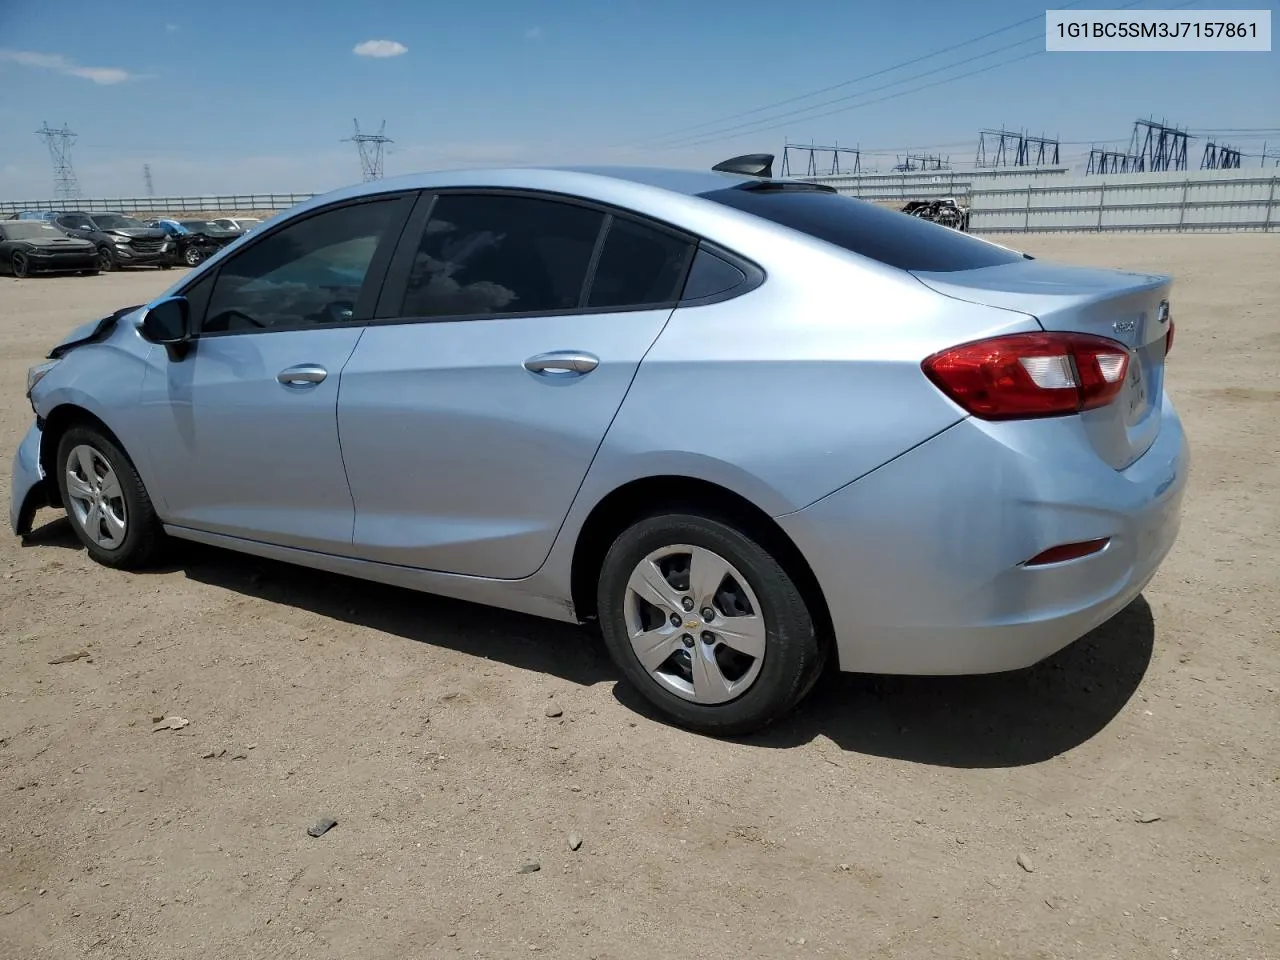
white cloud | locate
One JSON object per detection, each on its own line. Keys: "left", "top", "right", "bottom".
{"left": 0, "top": 49, "right": 134, "bottom": 85}
{"left": 353, "top": 39, "right": 408, "bottom": 58}
{"left": 525, "top": 26, "right": 543, "bottom": 40}
{"left": 165, "top": 23, "right": 179, "bottom": 33}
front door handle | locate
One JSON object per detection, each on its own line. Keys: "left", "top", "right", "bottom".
{"left": 522, "top": 351, "right": 599, "bottom": 377}
{"left": 277, "top": 363, "right": 328, "bottom": 387}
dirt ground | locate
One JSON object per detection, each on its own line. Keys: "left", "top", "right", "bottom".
{"left": 1, "top": 233, "right": 1277, "bottom": 960}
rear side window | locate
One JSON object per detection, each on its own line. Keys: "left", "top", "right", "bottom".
{"left": 681, "top": 247, "right": 748, "bottom": 301}
{"left": 700, "top": 187, "right": 1021, "bottom": 273}
{"left": 401, "top": 194, "right": 604, "bottom": 318}
{"left": 587, "top": 217, "right": 694, "bottom": 309}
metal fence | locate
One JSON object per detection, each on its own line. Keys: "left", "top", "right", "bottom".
{"left": 967, "top": 171, "right": 1279, "bottom": 234}
{"left": 0, "top": 194, "right": 313, "bottom": 216}
{"left": 805, "top": 166, "right": 1069, "bottom": 202}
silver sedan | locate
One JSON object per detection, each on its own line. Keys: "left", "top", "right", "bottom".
{"left": 11, "top": 155, "right": 1188, "bottom": 735}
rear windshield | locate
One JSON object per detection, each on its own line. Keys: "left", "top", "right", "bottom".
{"left": 699, "top": 186, "right": 1023, "bottom": 273}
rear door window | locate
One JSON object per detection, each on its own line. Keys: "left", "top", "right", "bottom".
{"left": 400, "top": 193, "right": 605, "bottom": 318}
{"left": 586, "top": 217, "right": 694, "bottom": 309}
{"left": 700, "top": 186, "right": 1021, "bottom": 273}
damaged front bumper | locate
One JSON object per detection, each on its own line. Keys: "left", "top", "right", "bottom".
{"left": 10, "top": 422, "right": 51, "bottom": 536}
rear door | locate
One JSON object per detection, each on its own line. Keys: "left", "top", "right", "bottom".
{"left": 911, "top": 261, "right": 1172, "bottom": 469}
{"left": 337, "top": 190, "right": 696, "bottom": 579}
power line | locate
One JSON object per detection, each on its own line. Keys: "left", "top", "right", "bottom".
{"left": 643, "top": 34, "right": 1042, "bottom": 150}
{"left": 614, "top": 0, "right": 1095, "bottom": 148}
{"left": 342, "top": 119, "right": 392, "bottom": 181}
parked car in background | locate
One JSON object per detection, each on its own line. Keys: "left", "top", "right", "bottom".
{"left": 174, "top": 219, "right": 241, "bottom": 265}
{"left": 4, "top": 210, "right": 60, "bottom": 222}
{"left": 145, "top": 218, "right": 237, "bottom": 267}
{"left": 10, "top": 155, "right": 1188, "bottom": 736}
{"left": 0, "top": 220, "right": 98, "bottom": 277}
{"left": 52, "top": 212, "right": 173, "bottom": 272}
{"left": 213, "top": 217, "right": 263, "bottom": 234}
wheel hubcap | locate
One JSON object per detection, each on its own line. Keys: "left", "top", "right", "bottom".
{"left": 65, "top": 444, "right": 127, "bottom": 550}
{"left": 623, "top": 544, "right": 766, "bottom": 705}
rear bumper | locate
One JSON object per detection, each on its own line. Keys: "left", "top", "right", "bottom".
{"left": 10, "top": 422, "right": 49, "bottom": 536}
{"left": 777, "top": 395, "right": 1189, "bottom": 676}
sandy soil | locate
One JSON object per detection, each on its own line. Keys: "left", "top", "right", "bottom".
{"left": 1, "top": 234, "right": 1277, "bottom": 960}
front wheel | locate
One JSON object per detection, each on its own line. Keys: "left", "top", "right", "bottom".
{"left": 597, "top": 512, "right": 822, "bottom": 737}
{"left": 183, "top": 246, "right": 203, "bottom": 267}
{"left": 12, "top": 252, "right": 30, "bottom": 278}
{"left": 55, "top": 426, "right": 166, "bottom": 569}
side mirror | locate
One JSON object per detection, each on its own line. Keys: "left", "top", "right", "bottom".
{"left": 141, "top": 297, "right": 191, "bottom": 358}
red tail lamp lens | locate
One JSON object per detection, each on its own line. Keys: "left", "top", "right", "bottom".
{"left": 922, "top": 332, "right": 1131, "bottom": 420}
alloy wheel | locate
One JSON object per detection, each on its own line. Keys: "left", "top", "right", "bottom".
{"left": 623, "top": 544, "right": 766, "bottom": 704}
{"left": 64, "top": 444, "right": 128, "bottom": 550}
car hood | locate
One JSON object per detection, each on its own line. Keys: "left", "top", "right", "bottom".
{"left": 20, "top": 236, "right": 95, "bottom": 250}
{"left": 110, "top": 227, "right": 167, "bottom": 240}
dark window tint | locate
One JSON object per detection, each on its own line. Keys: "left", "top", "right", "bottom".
{"left": 401, "top": 194, "right": 604, "bottom": 318}
{"left": 700, "top": 186, "right": 1022, "bottom": 273}
{"left": 202, "top": 199, "right": 397, "bottom": 334}
{"left": 586, "top": 217, "right": 693, "bottom": 309}
{"left": 681, "top": 247, "right": 748, "bottom": 301}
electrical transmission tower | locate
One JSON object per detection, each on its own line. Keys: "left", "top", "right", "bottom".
{"left": 1086, "top": 148, "right": 1144, "bottom": 174}
{"left": 975, "top": 129, "right": 1060, "bottom": 168}
{"left": 343, "top": 119, "right": 392, "bottom": 181}
{"left": 1129, "top": 118, "right": 1192, "bottom": 172}
{"left": 143, "top": 164, "right": 155, "bottom": 196}
{"left": 1200, "top": 142, "right": 1242, "bottom": 169}
{"left": 892, "top": 154, "right": 949, "bottom": 172}
{"left": 35, "top": 122, "right": 81, "bottom": 201}
{"left": 781, "top": 141, "right": 861, "bottom": 177}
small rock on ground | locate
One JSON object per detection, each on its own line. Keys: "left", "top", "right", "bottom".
{"left": 518, "top": 861, "right": 541, "bottom": 874}
{"left": 1016, "top": 853, "right": 1035, "bottom": 873}
{"left": 307, "top": 818, "right": 338, "bottom": 838}
{"left": 544, "top": 702, "right": 563, "bottom": 718}
{"left": 568, "top": 832, "right": 583, "bottom": 851}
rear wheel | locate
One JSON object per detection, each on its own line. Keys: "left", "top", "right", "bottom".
{"left": 55, "top": 426, "right": 166, "bottom": 569}
{"left": 597, "top": 512, "right": 821, "bottom": 736}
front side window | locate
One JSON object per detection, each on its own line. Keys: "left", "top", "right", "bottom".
{"left": 400, "top": 194, "right": 604, "bottom": 318}
{"left": 202, "top": 199, "right": 398, "bottom": 334}
{"left": 700, "top": 186, "right": 1022, "bottom": 273}
{"left": 586, "top": 217, "right": 694, "bottom": 309}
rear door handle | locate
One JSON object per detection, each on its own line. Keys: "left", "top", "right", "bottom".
{"left": 277, "top": 363, "right": 328, "bottom": 387}
{"left": 522, "top": 351, "right": 599, "bottom": 377}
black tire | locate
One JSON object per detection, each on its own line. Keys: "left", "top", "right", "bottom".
{"left": 12, "top": 252, "right": 29, "bottom": 278}
{"left": 96, "top": 247, "right": 115, "bottom": 272}
{"left": 78, "top": 269, "right": 100, "bottom": 277}
{"left": 183, "top": 247, "right": 203, "bottom": 267}
{"left": 159, "top": 263, "right": 173, "bottom": 270}
{"left": 597, "top": 512, "right": 821, "bottom": 737}
{"left": 54, "top": 425, "right": 166, "bottom": 569}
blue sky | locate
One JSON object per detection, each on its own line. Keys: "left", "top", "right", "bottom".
{"left": 0, "top": 0, "right": 1276, "bottom": 199}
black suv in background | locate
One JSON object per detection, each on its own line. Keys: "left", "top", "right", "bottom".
{"left": 52, "top": 212, "right": 173, "bottom": 272}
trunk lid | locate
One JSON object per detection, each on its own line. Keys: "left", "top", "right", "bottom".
{"left": 911, "top": 260, "right": 1172, "bottom": 470}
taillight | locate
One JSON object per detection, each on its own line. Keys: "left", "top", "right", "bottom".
{"left": 1165, "top": 317, "right": 1175, "bottom": 357}
{"left": 922, "top": 332, "right": 1131, "bottom": 420}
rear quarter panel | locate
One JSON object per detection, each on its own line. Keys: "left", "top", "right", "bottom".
{"left": 580, "top": 242, "right": 1044, "bottom": 518}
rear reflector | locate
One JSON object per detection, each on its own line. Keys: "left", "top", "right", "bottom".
{"left": 1024, "top": 538, "right": 1111, "bottom": 567}
{"left": 922, "top": 332, "right": 1131, "bottom": 420}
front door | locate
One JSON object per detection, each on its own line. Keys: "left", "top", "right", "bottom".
{"left": 338, "top": 191, "right": 697, "bottom": 579}
{"left": 137, "top": 194, "right": 413, "bottom": 553}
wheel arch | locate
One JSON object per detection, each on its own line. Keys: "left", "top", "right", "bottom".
{"left": 569, "top": 474, "right": 835, "bottom": 658}
{"left": 39, "top": 404, "right": 133, "bottom": 481}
